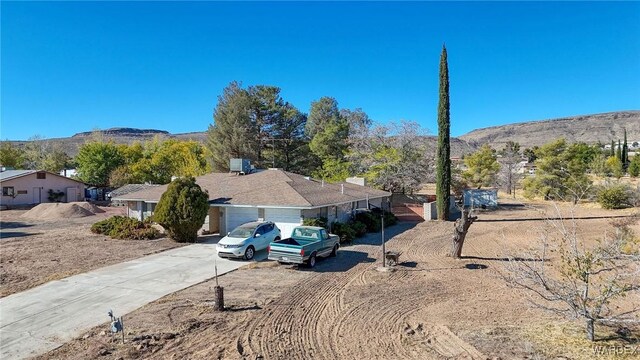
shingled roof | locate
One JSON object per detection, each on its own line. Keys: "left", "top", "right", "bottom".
{"left": 112, "top": 169, "right": 390, "bottom": 208}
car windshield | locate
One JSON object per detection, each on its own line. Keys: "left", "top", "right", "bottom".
{"left": 228, "top": 225, "right": 256, "bottom": 238}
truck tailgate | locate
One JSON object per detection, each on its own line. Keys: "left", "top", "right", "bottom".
{"left": 268, "top": 243, "right": 304, "bottom": 263}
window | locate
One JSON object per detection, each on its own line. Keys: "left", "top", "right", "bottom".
{"left": 320, "top": 229, "right": 329, "bottom": 240}
{"left": 36, "top": 172, "right": 46, "bottom": 179}
{"left": 2, "top": 187, "right": 15, "bottom": 196}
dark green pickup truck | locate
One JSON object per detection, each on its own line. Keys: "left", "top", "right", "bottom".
{"left": 267, "top": 226, "right": 340, "bottom": 267}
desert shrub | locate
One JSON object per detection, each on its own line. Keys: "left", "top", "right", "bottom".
{"left": 302, "top": 217, "right": 328, "bottom": 229}
{"left": 91, "top": 216, "right": 159, "bottom": 240}
{"left": 331, "top": 221, "right": 357, "bottom": 243}
{"left": 597, "top": 184, "right": 631, "bottom": 209}
{"left": 629, "top": 155, "right": 640, "bottom": 177}
{"left": 351, "top": 221, "right": 367, "bottom": 237}
{"left": 153, "top": 177, "right": 209, "bottom": 243}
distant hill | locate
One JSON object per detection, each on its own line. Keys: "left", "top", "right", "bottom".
{"left": 5, "top": 110, "right": 638, "bottom": 159}
{"left": 459, "top": 111, "right": 640, "bottom": 149}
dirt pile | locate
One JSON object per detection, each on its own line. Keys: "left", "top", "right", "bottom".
{"left": 21, "top": 202, "right": 104, "bottom": 220}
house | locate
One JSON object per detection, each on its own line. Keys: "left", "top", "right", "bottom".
{"left": 107, "top": 184, "right": 160, "bottom": 206}
{"left": 113, "top": 169, "right": 391, "bottom": 237}
{"left": 0, "top": 170, "right": 86, "bottom": 207}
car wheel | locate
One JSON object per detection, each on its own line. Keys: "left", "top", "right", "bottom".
{"left": 274, "top": 236, "right": 280, "bottom": 241}
{"left": 308, "top": 253, "right": 317, "bottom": 268}
{"left": 330, "top": 244, "right": 338, "bottom": 257}
{"left": 244, "top": 246, "right": 255, "bottom": 261}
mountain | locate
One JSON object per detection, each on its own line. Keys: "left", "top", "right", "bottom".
{"left": 459, "top": 111, "right": 640, "bottom": 149}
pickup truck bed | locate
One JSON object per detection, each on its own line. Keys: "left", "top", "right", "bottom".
{"left": 267, "top": 226, "right": 340, "bottom": 267}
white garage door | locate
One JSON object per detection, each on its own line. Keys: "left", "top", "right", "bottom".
{"left": 264, "top": 208, "right": 302, "bottom": 238}
{"left": 225, "top": 207, "right": 259, "bottom": 234}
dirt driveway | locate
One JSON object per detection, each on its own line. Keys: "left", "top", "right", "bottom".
{"left": 0, "top": 207, "right": 184, "bottom": 297}
{"left": 37, "top": 201, "right": 640, "bottom": 359}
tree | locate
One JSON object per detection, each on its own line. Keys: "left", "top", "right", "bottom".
{"left": 436, "top": 44, "right": 451, "bottom": 221}
{"left": 610, "top": 140, "right": 615, "bottom": 158}
{"left": 463, "top": 144, "right": 500, "bottom": 189}
{"left": 207, "top": 82, "right": 259, "bottom": 171}
{"left": 20, "top": 136, "right": 70, "bottom": 173}
{"left": 522, "top": 139, "right": 592, "bottom": 202}
{"left": 499, "top": 141, "right": 522, "bottom": 196}
{"left": 451, "top": 207, "right": 477, "bottom": 258}
{"left": 0, "top": 142, "right": 23, "bottom": 169}
{"left": 597, "top": 183, "right": 631, "bottom": 209}
{"left": 76, "top": 140, "right": 125, "bottom": 186}
{"left": 616, "top": 140, "right": 622, "bottom": 162}
{"left": 605, "top": 156, "right": 624, "bottom": 179}
{"left": 307, "top": 97, "right": 351, "bottom": 181}
{"left": 348, "top": 121, "right": 432, "bottom": 193}
{"left": 153, "top": 177, "right": 209, "bottom": 243}
{"left": 622, "top": 129, "right": 629, "bottom": 169}
{"left": 523, "top": 146, "right": 538, "bottom": 163}
{"left": 503, "top": 210, "right": 639, "bottom": 341}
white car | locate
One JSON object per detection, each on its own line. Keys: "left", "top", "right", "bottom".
{"left": 216, "top": 221, "right": 281, "bottom": 260}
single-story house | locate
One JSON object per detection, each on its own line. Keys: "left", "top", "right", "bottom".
{"left": 107, "top": 184, "right": 160, "bottom": 206}
{"left": 0, "top": 170, "right": 86, "bottom": 206}
{"left": 113, "top": 169, "right": 391, "bottom": 238}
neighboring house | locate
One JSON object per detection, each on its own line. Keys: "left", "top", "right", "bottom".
{"left": 107, "top": 184, "right": 160, "bottom": 206}
{"left": 0, "top": 170, "right": 86, "bottom": 207}
{"left": 113, "top": 169, "right": 391, "bottom": 238}
{"left": 463, "top": 188, "right": 498, "bottom": 209}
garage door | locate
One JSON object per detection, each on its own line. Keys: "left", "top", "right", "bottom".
{"left": 264, "top": 208, "right": 302, "bottom": 238}
{"left": 225, "top": 207, "right": 259, "bottom": 234}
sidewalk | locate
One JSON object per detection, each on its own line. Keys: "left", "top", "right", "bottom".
{"left": 0, "top": 239, "right": 265, "bottom": 359}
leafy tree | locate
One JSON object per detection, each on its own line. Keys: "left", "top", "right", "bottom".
{"left": 348, "top": 120, "right": 431, "bottom": 193}
{"left": 305, "top": 97, "right": 341, "bottom": 139}
{"left": 605, "top": 156, "right": 624, "bottom": 179}
{"left": 0, "top": 142, "right": 23, "bottom": 169}
{"left": 313, "top": 157, "right": 352, "bottom": 183}
{"left": 499, "top": 141, "right": 522, "bottom": 196}
{"left": 436, "top": 44, "right": 451, "bottom": 220}
{"left": 20, "top": 136, "right": 70, "bottom": 173}
{"left": 76, "top": 140, "right": 125, "bottom": 186}
{"left": 153, "top": 177, "right": 209, "bottom": 243}
{"left": 207, "top": 82, "right": 258, "bottom": 171}
{"left": 523, "top": 146, "right": 538, "bottom": 163}
{"left": 522, "top": 139, "right": 592, "bottom": 201}
{"left": 463, "top": 144, "right": 500, "bottom": 189}
{"left": 629, "top": 154, "right": 640, "bottom": 177}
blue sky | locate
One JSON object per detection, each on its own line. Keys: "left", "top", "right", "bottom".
{"left": 2, "top": 1, "right": 639, "bottom": 141}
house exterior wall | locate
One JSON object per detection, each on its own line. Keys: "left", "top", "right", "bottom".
{"left": 0, "top": 173, "right": 85, "bottom": 206}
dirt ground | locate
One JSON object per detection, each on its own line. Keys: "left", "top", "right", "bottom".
{"left": 0, "top": 206, "right": 185, "bottom": 297}
{"left": 36, "top": 199, "right": 639, "bottom": 359}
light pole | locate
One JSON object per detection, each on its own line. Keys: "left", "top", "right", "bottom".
{"left": 381, "top": 211, "right": 385, "bottom": 267}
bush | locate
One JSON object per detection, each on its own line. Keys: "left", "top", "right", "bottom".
{"left": 91, "top": 216, "right": 159, "bottom": 240}
{"left": 331, "top": 221, "right": 357, "bottom": 243}
{"left": 351, "top": 221, "right": 367, "bottom": 237}
{"left": 302, "top": 217, "right": 328, "bottom": 230}
{"left": 383, "top": 211, "right": 398, "bottom": 226}
{"left": 153, "top": 177, "right": 209, "bottom": 243}
{"left": 597, "top": 184, "right": 631, "bottom": 209}
{"left": 355, "top": 211, "right": 381, "bottom": 232}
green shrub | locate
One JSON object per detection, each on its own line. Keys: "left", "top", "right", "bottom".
{"left": 302, "top": 217, "right": 328, "bottom": 229}
{"left": 355, "top": 212, "right": 381, "bottom": 232}
{"left": 383, "top": 211, "right": 398, "bottom": 226}
{"left": 91, "top": 216, "right": 159, "bottom": 240}
{"left": 153, "top": 177, "right": 209, "bottom": 243}
{"left": 597, "top": 184, "right": 630, "bottom": 209}
{"left": 331, "top": 221, "right": 357, "bottom": 243}
{"left": 351, "top": 221, "right": 367, "bottom": 237}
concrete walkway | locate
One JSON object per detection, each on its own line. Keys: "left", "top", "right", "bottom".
{"left": 0, "top": 238, "right": 266, "bottom": 359}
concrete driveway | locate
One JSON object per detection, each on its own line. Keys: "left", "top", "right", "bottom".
{"left": 0, "top": 237, "right": 266, "bottom": 359}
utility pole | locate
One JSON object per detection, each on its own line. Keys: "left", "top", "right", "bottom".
{"left": 381, "top": 212, "right": 386, "bottom": 267}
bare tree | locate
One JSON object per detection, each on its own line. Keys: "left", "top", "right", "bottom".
{"left": 502, "top": 207, "right": 640, "bottom": 341}
{"left": 498, "top": 141, "right": 522, "bottom": 197}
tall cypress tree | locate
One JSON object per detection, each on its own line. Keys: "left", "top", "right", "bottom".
{"left": 436, "top": 45, "right": 451, "bottom": 221}
{"left": 616, "top": 140, "right": 622, "bottom": 161}
{"left": 622, "top": 129, "right": 629, "bottom": 168}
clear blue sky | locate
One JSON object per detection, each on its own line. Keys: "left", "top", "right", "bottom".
{"left": 2, "top": 1, "right": 639, "bottom": 141}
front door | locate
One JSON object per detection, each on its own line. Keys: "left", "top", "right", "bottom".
{"left": 32, "top": 188, "right": 41, "bottom": 204}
